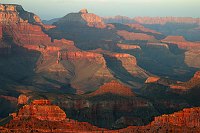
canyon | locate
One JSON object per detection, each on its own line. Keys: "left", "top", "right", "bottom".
{"left": 0, "top": 3, "right": 200, "bottom": 133}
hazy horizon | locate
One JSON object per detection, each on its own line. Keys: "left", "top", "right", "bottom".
{"left": 1, "top": 0, "right": 200, "bottom": 20}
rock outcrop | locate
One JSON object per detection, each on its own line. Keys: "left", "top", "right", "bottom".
{"left": 61, "top": 51, "right": 106, "bottom": 64}
{"left": 170, "top": 71, "right": 200, "bottom": 91}
{"left": 0, "top": 4, "right": 42, "bottom": 25}
{"left": 108, "top": 107, "right": 200, "bottom": 133}
{"left": 117, "top": 43, "right": 141, "bottom": 50}
{"left": 117, "top": 30, "right": 156, "bottom": 41}
{"left": 145, "top": 77, "right": 160, "bottom": 83}
{"left": 54, "top": 9, "right": 106, "bottom": 29}
{"left": 161, "top": 36, "right": 200, "bottom": 68}
{"left": 126, "top": 23, "right": 161, "bottom": 34}
{"left": 3, "top": 106, "right": 200, "bottom": 133}
{"left": 151, "top": 107, "right": 200, "bottom": 127}
{"left": 162, "top": 40, "right": 200, "bottom": 50}
{"left": 106, "top": 52, "right": 149, "bottom": 79}
{"left": 17, "top": 94, "right": 28, "bottom": 105}
{"left": 162, "top": 36, "right": 187, "bottom": 42}
{"left": 2, "top": 99, "right": 106, "bottom": 132}
{"left": 88, "top": 80, "right": 135, "bottom": 97}
{"left": 17, "top": 100, "right": 66, "bottom": 121}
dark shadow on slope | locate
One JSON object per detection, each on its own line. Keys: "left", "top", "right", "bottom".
{"left": 46, "top": 22, "right": 120, "bottom": 50}
{"left": 42, "top": 76, "right": 77, "bottom": 94}
{"left": 118, "top": 40, "right": 197, "bottom": 81}
{"left": 103, "top": 54, "right": 144, "bottom": 87}
{"left": 111, "top": 23, "right": 166, "bottom": 40}
{"left": 0, "top": 31, "right": 41, "bottom": 118}
{"left": 0, "top": 32, "right": 41, "bottom": 86}
{"left": 144, "top": 23, "right": 200, "bottom": 41}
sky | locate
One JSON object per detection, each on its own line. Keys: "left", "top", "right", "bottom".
{"left": 0, "top": 0, "right": 200, "bottom": 20}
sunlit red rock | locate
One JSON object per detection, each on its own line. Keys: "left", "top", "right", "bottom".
{"left": 108, "top": 107, "right": 200, "bottom": 133}
{"left": 145, "top": 77, "right": 160, "bottom": 83}
{"left": 17, "top": 94, "right": 28, "bottom": 105}
{"left": 88, "top": 80, "right": 135, "bottom": 97}
{"left": 17, "top": 100, "right": 66, "bottom": 121}
{"left": 162, "top": 36, "right": 200, "bottom": 50}
{"left": 2, "top": 99, "right": 106, "bottom": 132}
{"left": 105, "top": 52, "right": 150, "bottom": 80}
{"left": 151, "top": 107, "right": 200, "bottom": 127}
{"left": 117, "top": 43, "right": 141, "bottom": 50}
{"left": 162, "top": 36, "right": 187, "bottom": 42}
{"left": 55, "top": 9, "right": 106, "bottom": 29}
{"left": 170, "top": 71, "right": 200, "bottom": 91}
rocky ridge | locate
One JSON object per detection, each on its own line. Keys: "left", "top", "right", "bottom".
{"left": 54, "top": 9, "right": 106, "bottom": 28}
{"left": 134, "top": 17, "right": 200, "bottom": 25}
{"left": 117, "top": 30, "right": 156, "bottom": 41}
{"left": 88, "top": 80, "right": 136, "bottom": 97}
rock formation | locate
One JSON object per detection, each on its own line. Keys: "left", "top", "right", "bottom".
{"left": 2, "top": 98, "right": 200, "bottom": 132}
{"left": 109, "top": 107, "right": 200, "bottom": 133}
{"left": 17, "top": 100, "right": 67, "bottom": 121}
{"left": 170, "top": 71, "right": 200, "bottom": 91}
{"left": 88, "top": 80, "right": 135, "bottom": 97}
{"left": 61, "top": 51, "right": 106, "bottom": 64}
{"left": 126, "top": 23, "right": 161, "bottom": 34}
{"left": 161, "top": 36, "right": 200, "bottom": 68}
{"left": 117, "top": 30, "right": 156, "bottom": 41}
{"left": 105, "top": 52, "right": 150, "bottom": 80}
{"left": 145, "top": 77, "right": 160, "bottom": 83}
{"left": 162, "top": 36, "right": 187, "bottom": 42}
{"left": 54, "top": 9, "right": 106, "bottom": 29}
{"left": 2, "top": 99, "right": 106, "bottom": 132}
{"left": 117, "top": 43, "right": 141, "bottom": 50}
{"left": 17, "top": 94, "right": 28, "bottom": 105}
{"left": 151, "top": 107, "right": 200, "bottom": 127}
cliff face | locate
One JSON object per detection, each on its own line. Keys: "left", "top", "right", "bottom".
{"left": 170, "top": 71, "right": 200, "bottom": 91}
{"left": 162, "top": 36, "right": 187, "bottom": 42}
{"left": 0, "top": 4, "right": 116, "bottom": 93}
{"left": 2, "top": 105, "right": 200, "bottom": 132}
{"left": 151, "top": 107, "right": 200, "bottom": 127}
{"left": 106, "top": 52, "right": 150, "bottom": 80}
{"left": 17, "top": 100, "right": 66, "bottom": 121}
{"left": 61, "top": 51, "right": 106, "bottom": 65}
{"left": 2, "top": 99, "right": 105, "bottom": 132}
{"left": 114, "top": 108, "right": 200, "bottom": 133}
{"left": 0, "top": 4, "right": 53, "bottom": 49}
{"left": 160, "top": 36, "right": 200, "bottom": 68}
